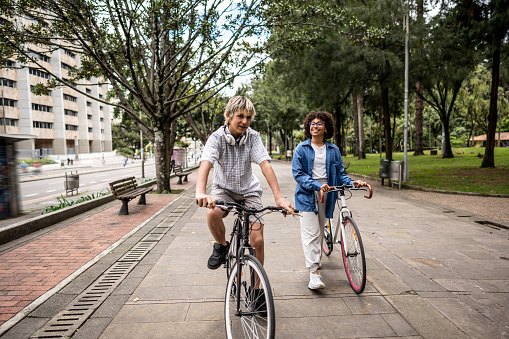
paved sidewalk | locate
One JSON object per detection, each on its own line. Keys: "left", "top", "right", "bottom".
{"left": 1, "top": 161, "right": 509, "bottom": 338}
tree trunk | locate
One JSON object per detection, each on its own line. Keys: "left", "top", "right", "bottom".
{"left": 442, "top": 116, "right": 454, "bottom": 158}
{"left": 334, "top": 102, "right": 343, "bottom": 152}
{"left": 153, "top": 116, "right": 177, "bottom": 193}
{"left": 382, "top": 87, "right": 392, "bottom": 161}
{"left": 268, "top": 127, "right": 272, "bottom": 155}
{"left": 352, "top": 92, "right": 359, "bottom": 157}
{"left": 414, "top": 81, "right": 425, "bottom": 155}
{"left": 481, "top": 36, "right": 501, "bottom": 168}
{"left": 357, "top": 94, "right": 366, "bottom": 159}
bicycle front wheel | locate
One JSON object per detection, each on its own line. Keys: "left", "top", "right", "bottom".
{"left": 340, "top": 216, "right": 366, "bottom": 294}
{"left": 322, "top": 218, "right": 333, "bottom": 256}
{"left": 225, "top": 255, "right": 275, "bottom": 339}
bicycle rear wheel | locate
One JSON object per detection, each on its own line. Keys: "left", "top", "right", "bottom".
{"left": 322, "top": 218, "right": 333, "bottom": 256}
{"left": 340, "top": 216, "right": 366, "bottom": 294}
{"left": 225, "top": 255, "right": 275, "bottom": 339}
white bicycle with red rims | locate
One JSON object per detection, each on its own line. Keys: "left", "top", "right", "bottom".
{"left": 320, "top": 184, "right": 373, "bottom": 294}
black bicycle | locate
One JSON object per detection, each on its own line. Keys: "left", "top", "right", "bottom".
{"left": 214, "top": 200, "right": 296, "bottom": 339}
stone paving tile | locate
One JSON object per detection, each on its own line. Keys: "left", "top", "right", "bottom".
{"left": 0, "top": 193, "right": 175, "bottom": 327}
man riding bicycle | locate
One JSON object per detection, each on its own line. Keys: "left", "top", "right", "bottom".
{"left": 196, "top": 96, "right": 295, "bottom": 277}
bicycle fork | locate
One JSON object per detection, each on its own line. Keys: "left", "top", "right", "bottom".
{"left": 333, "top": 194, "right": 352, "bottom": 255}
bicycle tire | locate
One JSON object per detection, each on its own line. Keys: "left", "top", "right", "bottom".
{"left": 340, "top": 216, "right": 366, "bottom": 294}
{"left": 225, "top": 255, "right": 275, "bottom": 339}
{"left": 322, "top": 218, "right": 333, "bottom": 256}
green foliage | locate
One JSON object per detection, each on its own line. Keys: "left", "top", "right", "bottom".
{"left": 17, "top": 158, "right": 56, "bottom": 165}
{"left": 42, "top": 189, "right": 111, "bottom": 214}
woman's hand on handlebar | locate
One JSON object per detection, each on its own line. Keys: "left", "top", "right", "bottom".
{"left": 195, "top": 193, "right": 216, "bottom": 209}
{"left": 353, "top": 180, "right": 373, "bottom": 199}
{"left": 319, "top": 184, "right": 330, "bottom": 203}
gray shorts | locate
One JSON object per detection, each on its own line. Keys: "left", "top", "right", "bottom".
{"left": 210, "top": 187, "right": 264, "bottom": 224}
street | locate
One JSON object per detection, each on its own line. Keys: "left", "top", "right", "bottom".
{"left": 18, "top": 158, "right": 157, "bottom": 212}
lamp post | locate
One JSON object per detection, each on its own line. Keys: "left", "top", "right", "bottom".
{"left": 140, "top": 112, "right": 144, "bottom": 178}
{"left": 403, "top": 6, "right": 410, "bottom": 181}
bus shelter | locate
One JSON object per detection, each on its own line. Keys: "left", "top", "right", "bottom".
{"left": 0, "top": 133, "right": 36, "bottom": 220}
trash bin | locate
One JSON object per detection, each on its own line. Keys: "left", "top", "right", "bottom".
{"left": 379, "top": 159, "right": 390, "bottom": 185}
{"left": 390, "top": 161, "right": 404, "bottom": 189}
{"left": 65, "top": 173, "right": 79, "bottom": 195}
{"left": 61, "top": 160, "right": 65, "bottom": 167}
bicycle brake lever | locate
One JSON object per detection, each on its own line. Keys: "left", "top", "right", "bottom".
{"left": 364, "top": 184, "right": 373, "bottom": 199}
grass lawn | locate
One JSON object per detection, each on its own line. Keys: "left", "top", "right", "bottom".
{"left": 343, "top": 147, "right": 509, "bottom": 195}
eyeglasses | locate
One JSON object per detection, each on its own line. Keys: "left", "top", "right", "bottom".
{"left": 309, "top": 122, "right": 324, "bottom": 127}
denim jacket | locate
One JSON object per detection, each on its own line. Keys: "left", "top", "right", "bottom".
{"left": 292, "top": 139, "right": 353, "bottom": 218}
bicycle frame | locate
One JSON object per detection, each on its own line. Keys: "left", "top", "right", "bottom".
{"left": 332, "top": 190, "right": 353, "bottom": 257}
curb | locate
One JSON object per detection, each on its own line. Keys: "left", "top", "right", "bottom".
{"left": 0, "top": 180, "right": 155, "bottom": 245}
{"left": 1, "top": 164, "right": 199, "bottom": 245}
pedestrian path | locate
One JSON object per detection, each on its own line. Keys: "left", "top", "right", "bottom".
{"left": 1, "top": 162, "right": 509, "bottom": 338}
{"left": 0, "top": 173, "right": 197, "bottom": 336}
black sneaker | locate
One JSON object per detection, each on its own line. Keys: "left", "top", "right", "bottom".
{"left": 249, "top": 288, "right": 267, "bottom": 317}
{"left": 207, "top": 242, "right": 229, "bottom": 269}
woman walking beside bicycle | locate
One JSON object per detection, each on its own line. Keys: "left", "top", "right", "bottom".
{"left": 292, "top": 111, "right": 368, "bottom": 290}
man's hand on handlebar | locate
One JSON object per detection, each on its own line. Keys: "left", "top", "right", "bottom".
{"left": 195, "top": 193, "right": 216, "bottom": 209}
{"left": 275, "top": 196, "right": 296, "bottom": 217}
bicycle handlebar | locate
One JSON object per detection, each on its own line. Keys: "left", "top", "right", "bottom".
{"left": 196, "top": 199, "right": 299, "bottom": 216}
{"left": 319, "top": 184, "right": 373, "bottom": 202}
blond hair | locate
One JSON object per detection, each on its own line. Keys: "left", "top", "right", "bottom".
{"left": 224, "top": 96, "right": 256, "bottom": 125}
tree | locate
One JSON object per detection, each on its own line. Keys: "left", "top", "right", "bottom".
{"left": 3, "top": 0, "right": 269, "bottom": 192}
{"left": 414, "top": 3, "right": 480, "bottom": 158}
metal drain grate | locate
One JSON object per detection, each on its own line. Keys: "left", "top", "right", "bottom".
{"left": 118, "top": 242, "right": 157, "bottom": 262}
{"left": 30, "top": 196, "right": 196, "bottom": 338}
{"left": 31, "top": 261, "right": 137, "bottom": 338}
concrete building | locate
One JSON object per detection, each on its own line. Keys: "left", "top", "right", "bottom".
{"left": 0, "top": 35, "right": 113, "bottom": 160}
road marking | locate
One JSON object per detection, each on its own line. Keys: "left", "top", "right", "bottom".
{"left": 46, "top": 190, "right": 56, "bottom": 193}
{"left": 25, "top": 193, "right": 38, "bottom": 197}
{"left": 89, "top": 181, "right": 97, "bottom": 184}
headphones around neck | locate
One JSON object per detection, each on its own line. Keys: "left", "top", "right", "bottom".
{"left": 223, "top": 125, "right": 247, "bottom": 146}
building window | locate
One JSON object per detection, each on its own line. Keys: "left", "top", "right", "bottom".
{"left": 0, "top": 78, "right": 16, "bottom": 88}
{"left": 61, "top": 62, "right": 73, "bottom": 71}
{"left": 87, "top": 101, "right": 92, "bottom": 107}
{"left": 4, "top": 60, "right": 15, "bottom": 67}
{"left": 63, "top": 94, "right": 77, "bottom": 102}
{"left": 88, "top": 127, "right": 93, "bottom": 132}
{"left": 32, "top": 103, "right": 52, "bottom": 112}
{"left": 0, "top": 98, "right": 17, "bottom": 107}
{"left": 29, "top": 68, "right": 51, "bottom": 79}
{"left": 99, "top": 94, "right": 103, "bottom": 99}
{"left": 0, "top": 118, "right": 18, "bottom": 126}
{"left": 33, "top": 121, "right": 53, "bottom": 129}
{"left": 63, "top": 49, "right": 76, "bottom": 59}
{"left": 87, "top": 114, "right": 92, "bottom": 120}
{"left": 86, "top": 88, "right": 92, "bottom": 94}
{"left": 101, "top": 129, "right": 105, "bottom": 134}
{"left": 64, "top": 109, "right": 78, "bottom": 116}
{"left": 100, "top": 117, "right": 104, "bottom": 122}
{"left": 65, "top": 124, "right": 78, "bottom": 131}
{"left": 28, "top": 50, "right": 50, "bottom": 63}
{"left": 100, "top": 106, "right": 104, "bottom": 111}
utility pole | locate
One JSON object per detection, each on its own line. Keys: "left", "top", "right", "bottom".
{"left": 403, "top": 8, "right": 410, "bottom": 181}
{"left": 140, "top": 112, "right": 144, "bottom": 178}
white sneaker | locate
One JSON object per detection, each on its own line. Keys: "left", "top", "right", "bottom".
{"left": 308, "top": 273, "right": 325, "bottom": 290}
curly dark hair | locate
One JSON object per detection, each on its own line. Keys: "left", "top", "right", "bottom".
{"left": 303, "top": 111, "right": 335, "bottom": 140}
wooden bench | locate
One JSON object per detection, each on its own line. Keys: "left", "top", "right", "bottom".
{"left": 109, "top": 177, "right": 153, "bottom": 215}
{"left": 342, "top": 161, "right": 350, "bottom": 173}
{"left": 174, "top": 165, "right": 191, "bottom": 184}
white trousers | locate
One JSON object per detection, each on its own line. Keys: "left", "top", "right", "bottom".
{"left": 300, "top": 192, "right": 327, "bottom": 273}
